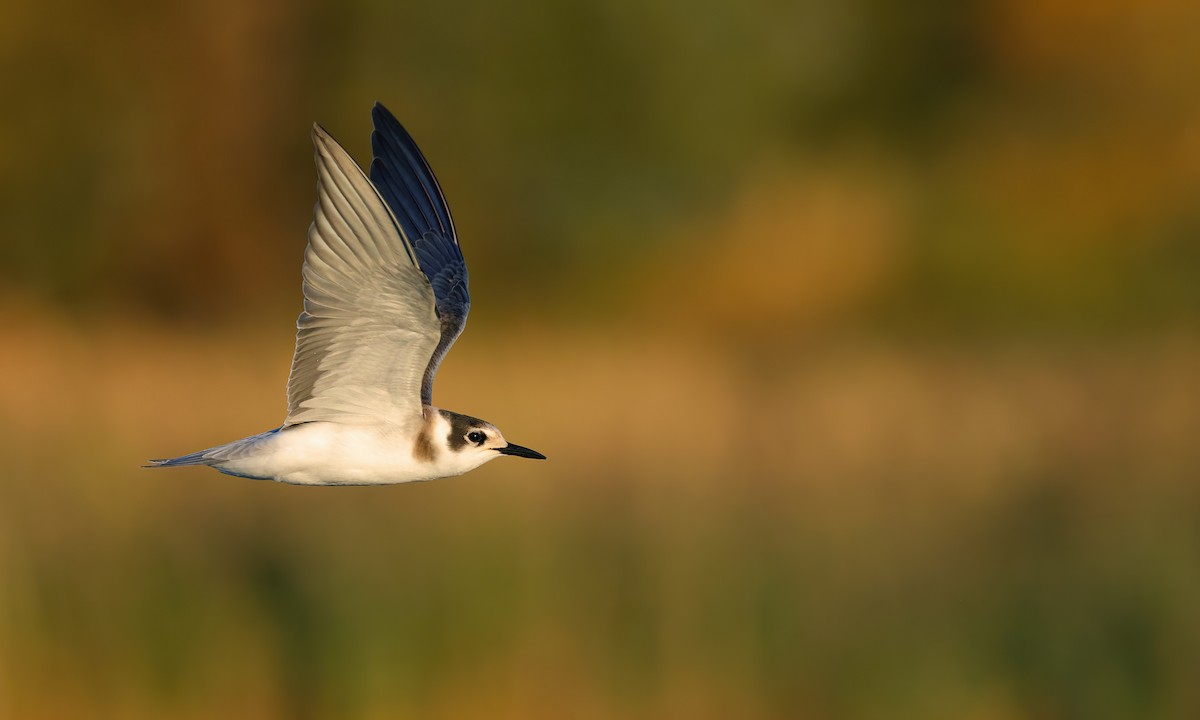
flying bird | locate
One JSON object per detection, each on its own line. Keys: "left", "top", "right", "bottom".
{"left": 148, "top": 103, "right": 545, "bottom": 485}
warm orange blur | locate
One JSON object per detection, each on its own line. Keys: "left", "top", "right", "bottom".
{"left": 2, "top": 0, "right": 1199, "bottom": 718}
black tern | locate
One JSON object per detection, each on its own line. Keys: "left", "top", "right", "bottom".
{"left": 148, "top": 104, "right": 545, "bottom": 484}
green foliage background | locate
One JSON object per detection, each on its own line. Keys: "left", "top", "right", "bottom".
{"left": 1, "top": 0, "right": 1199, "bottom": 717}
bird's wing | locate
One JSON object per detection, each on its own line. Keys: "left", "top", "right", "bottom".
{"left": 368, "top": 102, "right": 470, "bottom": 406}
{"left": 283, "top": 124, "right": 440, "bottom": 430}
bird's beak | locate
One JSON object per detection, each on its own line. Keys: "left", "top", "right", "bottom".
{"left": 497, "top": 443, "right": 546, "bottom": 460}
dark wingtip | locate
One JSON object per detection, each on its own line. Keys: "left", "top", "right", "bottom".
{"left": 371, "top": 102, "right": 396, "bottom": 124}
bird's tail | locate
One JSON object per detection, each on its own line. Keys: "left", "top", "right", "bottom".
{"left": 144, "top": 429, "right": 281, "bottom": 470}
{"left": 144, "top": 448, "right": 218, "bottom": 468}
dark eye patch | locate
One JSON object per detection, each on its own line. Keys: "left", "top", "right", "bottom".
{"left": 467, "top": 431, "right": 486, "bottom": 445}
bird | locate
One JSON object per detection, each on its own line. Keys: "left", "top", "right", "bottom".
{"left": 147, "top": 103, "right": 545, "bottom": 485}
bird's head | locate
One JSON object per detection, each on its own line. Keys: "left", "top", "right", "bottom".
{"left": 432, "top": 408, "right": 545, "bottom": 475}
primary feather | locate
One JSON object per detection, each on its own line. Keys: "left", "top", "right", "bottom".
{"left": 368, "top": 103, "right": 470, "bottom": 405}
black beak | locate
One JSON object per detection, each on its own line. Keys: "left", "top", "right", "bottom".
{"left": 497, "top": 443, "right": 546, "bottom": 460}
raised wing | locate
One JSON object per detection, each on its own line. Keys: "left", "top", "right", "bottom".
{"left": 283, "top": 124, "right": 440, "bottom": 429}
{"left": 369, "top": 103, "right": 469, "bottom": 405}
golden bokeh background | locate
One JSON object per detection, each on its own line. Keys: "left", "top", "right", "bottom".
{"left": 2, "top": 0, "right": 1200, "bottom": 717}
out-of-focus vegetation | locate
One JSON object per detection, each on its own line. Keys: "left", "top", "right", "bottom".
{"left": 2, "top": 0, "right": 1199, "bottom": 718}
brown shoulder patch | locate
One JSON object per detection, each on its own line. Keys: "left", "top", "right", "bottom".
{"left": 413, "top": 426, "right": 436, "bottom": 462}
{"left": 413, "top": 408, "right": 438, "bottom": 462}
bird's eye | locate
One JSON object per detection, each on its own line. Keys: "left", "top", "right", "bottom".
{"left": 467, "top": 431, "right": 486, "bottom": 445}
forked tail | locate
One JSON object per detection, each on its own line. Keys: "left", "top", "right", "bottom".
{"left": 144, "top": 449, "right": 218, "bottom": 468}
{"left": 144, "top": 428, "right": 281, "bottom": 470}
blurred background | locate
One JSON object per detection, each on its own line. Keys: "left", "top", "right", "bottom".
{"left": 2, "top": 0, "right": 1200, "bottom": 717}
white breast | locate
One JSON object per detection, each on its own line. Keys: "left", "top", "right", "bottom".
{"left": 217, "top": 422, "right": 451, "bottom": 486}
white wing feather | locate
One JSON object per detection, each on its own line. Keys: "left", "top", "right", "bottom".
{"left": 283, "top": 125, "right": 440, "bottom": 429}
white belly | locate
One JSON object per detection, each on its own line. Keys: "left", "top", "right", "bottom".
{"left": 218, "top": 422, "right": 458, "bottom": 486}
